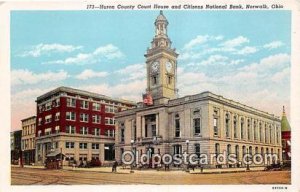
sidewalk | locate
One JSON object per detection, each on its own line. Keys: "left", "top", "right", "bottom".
{"left": 189, "top": 166, "right": 265, "bottom": 174}
{"left": 12, "top": 164, "right": 266, "bottom": 174}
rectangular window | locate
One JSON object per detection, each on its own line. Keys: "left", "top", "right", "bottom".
{"left": 105, "top": 106, "right": 116, "bottom": 113}
{"left": 67, "top": 98, "right": 76, "bottom": 107}
{"left": 45, "top": 128, "right": 51, "bottom": 135}
{"left": 80, "top": 100, "right": 89, "bottom": 109}
{"left": 193, "top": 118, "right": 201, "bottom": 135}
{"left": 80, "top": 113, "right": 89, "bottom": 122}
{"left": 38, "top": 118, "right": 42, "bottom": 125}
{"left": 234, "top": 120, "right": 237, "bottom": 138}
{"left": 55, "top": 98, "right": 60, "bottom": 107}
{"left": 45, "top": 115, "right": 52, "bottom": 124}
{"left": 55, "top": 112, "right": 60, "bottom": 121}
{"left": 92, "top": 103, "right": 101, "bottom": 111}
{"left": 79, "top": 143, "right": 88, "bottom": 149}
{"left": 213, "top": 117, "right": 218, "bottom": 136}
{"left": 45, "top": 102, "right": 51, "bottom": 111}
{"left": 65, "top": 142, "right": 75, "bottom": 149}
{"left": 94, "top": 128, "right": 101, "bottom": 136}
{"left": 195, "top": 144, "right": 200, "bottom": 158}
{"left": 173, "top": 145, "right": 182, "bottom": 155}
{"left": 66, "top": 125, "right": 75, "bottom": 134}
{"left": 105, "top": 117, "right": 115, "bottom": 125}
{"left": 80, "top": 127, "right": 88, "bottom": 135}
{"left": 55, "top": 126, "right": 60, "bottom": 134}
{"left": 92, "top": 115, "right": 101, "bottom": 124}
{"left": 175, "top": 118, "right": 180, "bottom": 137}
{"left": 92, "top": 143, "right": 99, "bottom": 149}
{"left": 151, "top": 124, "right": 156, "bottom": 137}
{"left": 121, "top": 128, "right": 125, "bottom": 142}
{"left": 38, "top": 130, "right": 41, "bottom": 137}
{"left": 66, "top": 112, "right": 76, "bottom": 121}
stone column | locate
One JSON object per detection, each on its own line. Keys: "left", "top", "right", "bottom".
{"left": 100, "top": 143, "right": 105, "bottom": 163}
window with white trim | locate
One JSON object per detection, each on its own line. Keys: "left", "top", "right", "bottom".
{"left": 45, "top": 128, "right": 51, "bottom": 135}
{"left": 45, "top": 115, "right": 52, "bottom": 124}
{"left": 92, "top": 115, "right": 101, "bottom": 124}
{"left": 67, "top": 98, "right": 76, "bottom": 107}
{"left": 79, "top": 143, "right": 88, "bottom": 149}
{"left": 105, "top": 117, "right": 115, "bottom": 125}
{"left": 80, "top": 113, "right": 89, "bottom": 122}
{"left": 55, "top": 126, "right": 60, "bottom": 134}
{"left": 45, "top": 102, "right": 52, "bottom": 111}
{"left": 94, "top": 128, "right": 101, "bottom": 136}
{"left": 80, "top": 127, "right": 88, "bottom": 135}
{"left": 66, "top": 125, "right": 75, "bottom": 134}
{"left": 38, "top": 118, "right": 42, "bottom": 125}
{"left": 92, "top": 103, "right": 100, "bottom": 111}
{"left": 80, "top": 100, "right": 89, "bottom": 109}
{"left": 66, "top": 112, "right": 76, "bottom": 121}
{"left": 66, "top": 142, "right": 75, "bottom": 149}
{"left": 55, "top": 112, "right": 60, "bottom": 121}
{"left": 92, "top": 143, "right": 99, "bottom": 149}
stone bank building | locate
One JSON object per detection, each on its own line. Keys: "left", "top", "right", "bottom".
{"left": 115, "top": 11, "right": 282, "bottom": 168}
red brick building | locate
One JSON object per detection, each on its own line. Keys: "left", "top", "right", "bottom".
{"left": 35, "top": 86, "right": 136, "bottom": 166}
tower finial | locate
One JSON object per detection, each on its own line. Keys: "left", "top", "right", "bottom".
{"left": 283, "top": 106, "right": 286, "bottom": 116}
{"left": 160, "top": 10, "right": 163, "bottom": 15}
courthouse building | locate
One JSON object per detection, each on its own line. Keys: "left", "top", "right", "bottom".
{"left": 35, "top": 86, "right": 135, "bottom": 166}
{"left": 115, "top": 11, "right": 282, "bottom": 168}
{"left": 21, "top": 116, "right": 36, "bottom": 165}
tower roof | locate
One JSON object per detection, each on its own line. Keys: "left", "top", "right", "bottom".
{"left": 281, "top": 106, "right": 291, "bottom": 132}
{"left": 155, "top": 11, "right": 168, "bottom": 23}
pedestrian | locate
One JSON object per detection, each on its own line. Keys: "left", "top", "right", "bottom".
{"left": 112, "top": 160, "right": 118, "bottom": 172}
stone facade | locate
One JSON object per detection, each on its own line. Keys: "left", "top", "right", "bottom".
{"left": 114, "top": 11, "right": 282, "bottom": 168}
{"left": 21, "top": 116, "right": 36, "bottom": 165}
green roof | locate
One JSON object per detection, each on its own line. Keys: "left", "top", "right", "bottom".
{"left": 281, "top": 107, "right": 291, "bottom": 132}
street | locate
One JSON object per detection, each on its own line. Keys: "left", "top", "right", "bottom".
{"left": 11, "top": 167, "right": 291, "bottom": 185}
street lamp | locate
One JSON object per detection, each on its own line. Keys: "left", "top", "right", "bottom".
{"left": 246, "top": 148, "right": 250, "bottom": 171}
{"left": 185, "top": 140, "right": 189, "bottom": 154}
{"left": 130, "top": 139, "right": 134, "bottom": 173}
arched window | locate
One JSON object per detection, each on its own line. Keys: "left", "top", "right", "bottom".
{"left": 175, "top": 113, "right": 180, "bottom": 138}
{"left": 235, "top": 145, "right": 239, "bottom": 160}
{"left": 215, "top": 143, "right": 220, "bottom": 157}
{"left": 227, "top": 144, "right": 231, "bottom": 155}
{"left": 233, "top": 116, "right": 238, "bottom": 138}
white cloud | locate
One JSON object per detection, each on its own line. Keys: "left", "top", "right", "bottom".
{"left": 271, "top": 67, "right": 290, "bottom": 83}
{"left": 75, "top": 69, "right": 108, "bottom": 80}
{"left": 235, "top": 46, "right": 258, "bottom": 55}
{"left": 11, "top": 69, "right": 68, "bottom": 85}
{"left": 116, "top": 63, "right": 145, "bottom": 81}
{"left": 240, "top": 53, "right": 290, "bottom": 72}
{"left": 44, "top": 44, "right": 124, "bottom": 65}
{"left": 221, "top": 36, "right": 249, "bottom": 48}
{"left": 78, "top": 79, "right": 146, "bottom": 102}
{"left": 263, "top": 41, "right": 284, "bottom": 50}
{"left": 183, "top": 35, "right": 223, "bottom": 50}
{"left": 20, "top": 43, "right": 82, "bottom": 57}
{"left": 187, "top": 55, "right": 244, "bottom": 66}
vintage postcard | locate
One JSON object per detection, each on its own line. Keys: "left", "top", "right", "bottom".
{"left": 0, "top": 0, "right": 299, "bottom": 192}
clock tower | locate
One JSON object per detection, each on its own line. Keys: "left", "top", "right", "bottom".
{"left": 145, "top": 11, "right": 178, "bottom": 104}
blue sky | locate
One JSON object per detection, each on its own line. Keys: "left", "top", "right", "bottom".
{"left": 11, "top": 10, "right": 291, "bottom": 129}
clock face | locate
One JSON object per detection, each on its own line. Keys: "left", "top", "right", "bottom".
{"left": 151, "top": 61, "right": 159, "bottom": 73}
{"left": 166, "top": 61, "right": 172, "bottom": 73}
